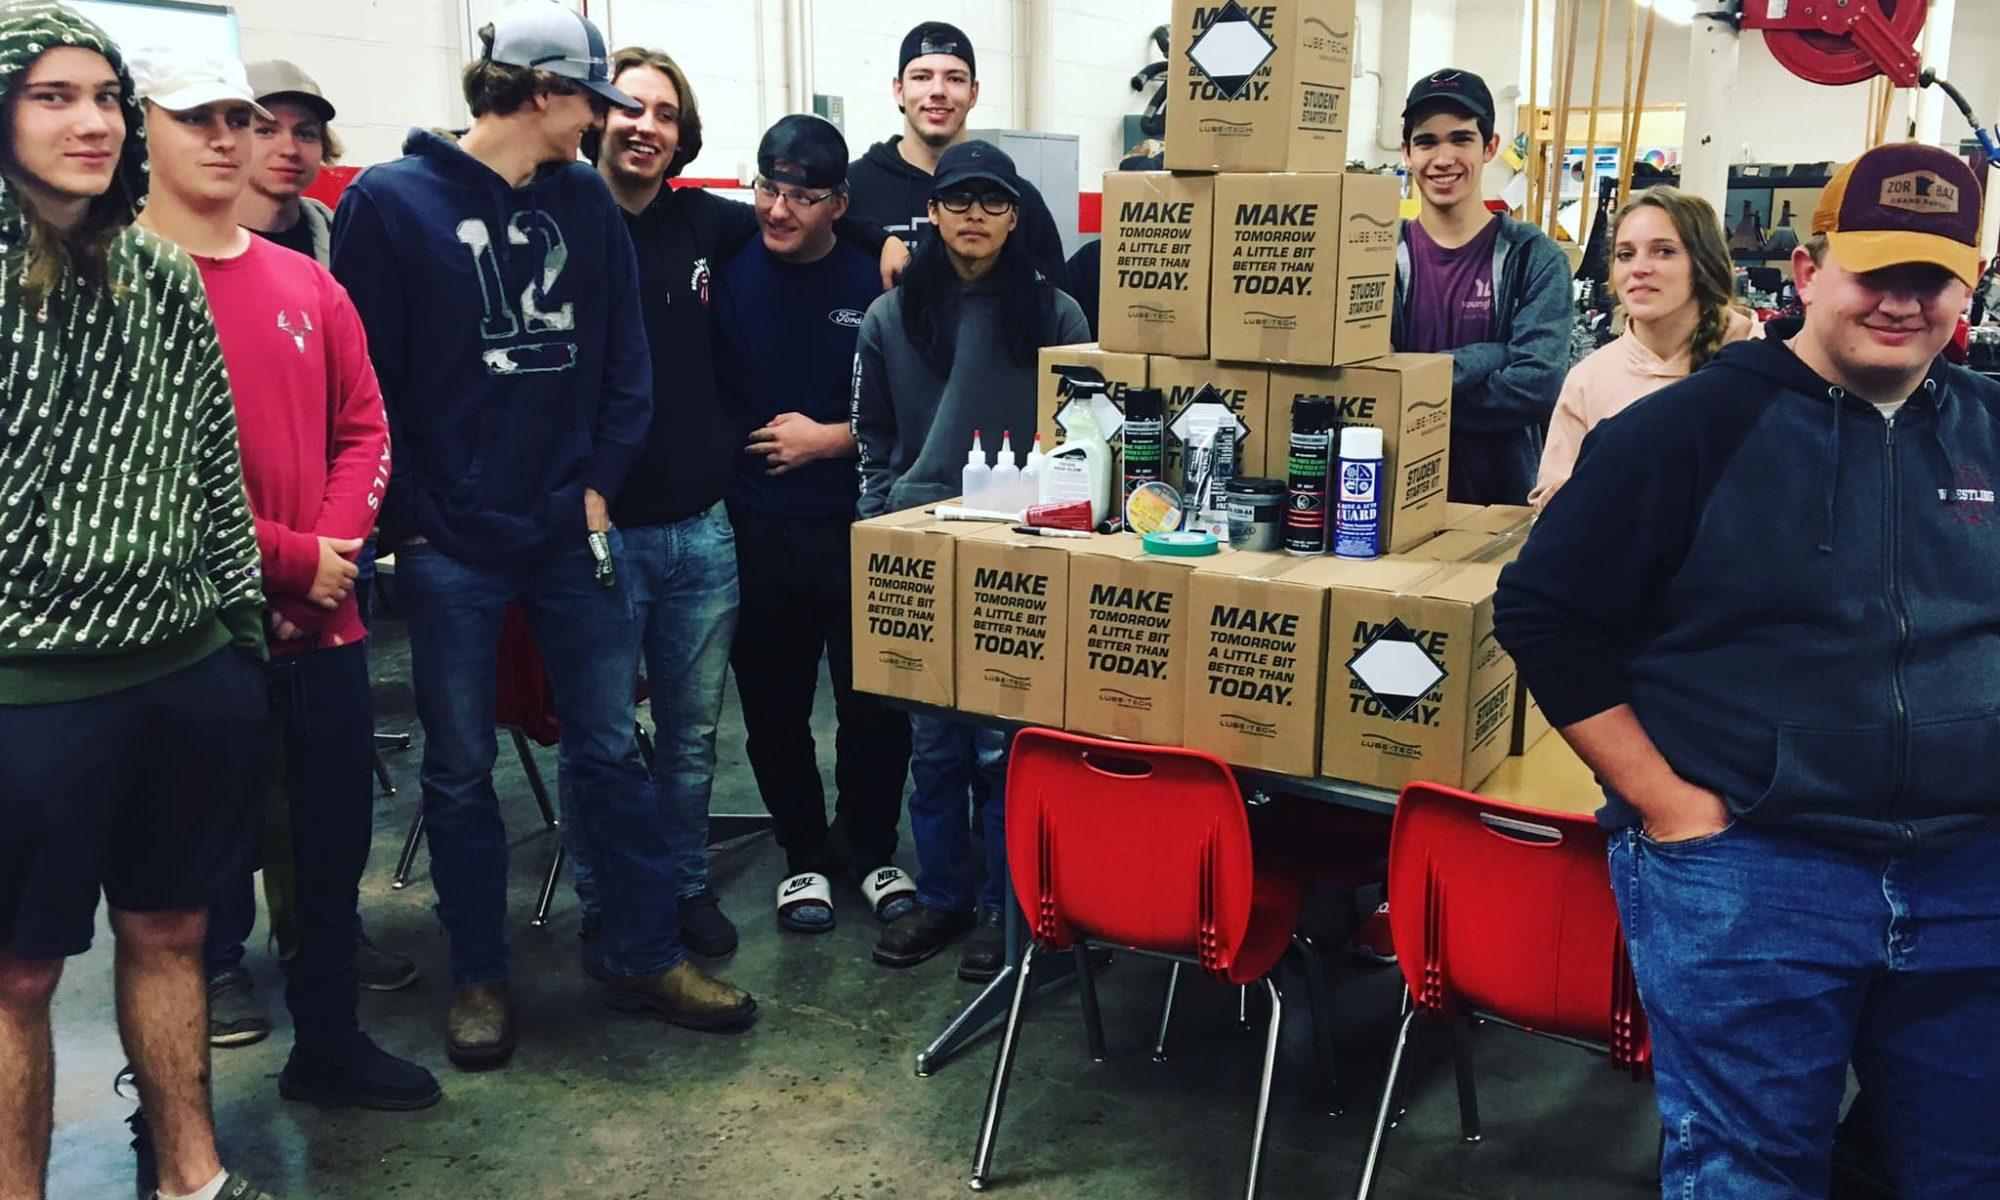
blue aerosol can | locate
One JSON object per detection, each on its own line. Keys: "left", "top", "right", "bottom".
{"left": 1333, "top": 426, "right": 1383, "bottom": 560}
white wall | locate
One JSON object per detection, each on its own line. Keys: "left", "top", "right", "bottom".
{"left": 229, "top": 0, "right": 2000, "bottom": 186}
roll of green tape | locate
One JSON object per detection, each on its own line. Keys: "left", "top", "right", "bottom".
{"left": 1142, "top": 531, "right": 1221, "bottom": 557}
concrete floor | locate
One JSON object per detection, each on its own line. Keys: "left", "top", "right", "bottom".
{"left": 44, "top": 618, "right": 1663, "bottom": 1200}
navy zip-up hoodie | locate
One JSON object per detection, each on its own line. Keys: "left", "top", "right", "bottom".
{"left": 331, "top": 130, "right": 651, "bottom": 567}
{"left": 1495, "top": 323, "right": 2000, "bottom": 852}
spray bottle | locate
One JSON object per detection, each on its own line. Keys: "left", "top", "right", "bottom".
{"left": 1333, "top": 426, "right": 1383, "bottom": 560}
{"left": 1039, "top": 408, "right": 1114, "bottom": 525}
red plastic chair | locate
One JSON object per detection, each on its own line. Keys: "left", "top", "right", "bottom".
{"left": 969, "top": 729, "right": 1339, "bottom": 1200}
{"left": 1353, "top": 782, "right": 1652, "bottom": 1199}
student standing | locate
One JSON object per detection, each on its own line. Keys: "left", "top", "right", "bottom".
{"left": 714, "top": 114, "right": 917, "bottom": 936}
{"left": 1531, "top": 186, "right": 1759, "bottom": 508}
{"left": 1497, "top": 142, "right": 2000, "bottom": 1199}
{"left": 129, "top": 47, "right": 436, "bottom": 1111}
{"left": 1392, "top": 68, "right": 1570, "bottom": 506}
{"left": 846, "top": 21, "right": 1068, "bottom": 291}
{"left": 0, "top": 6, "right": 279, "bottom": 1198}
{"left": 331, "top": 1, "right": 755, "bottom": 1070}
{"left": 572, "top": 48, "right": 904, "bottom": 969}
{"left": 853, "top": 141, "right": 1088, "bottom": 978}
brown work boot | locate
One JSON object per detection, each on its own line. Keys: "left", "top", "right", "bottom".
{"left": 603, "top": 961, "right": 757, "bottom": 1033}
{"left": 446, "top": 982, "right": 514, "bottom": 1070}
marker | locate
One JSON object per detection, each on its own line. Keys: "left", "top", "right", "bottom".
{"left": 1009, "top": 524, "right": 1092, "bottom": 539}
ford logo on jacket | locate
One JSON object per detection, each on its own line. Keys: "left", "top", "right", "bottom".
{"left": 1495, "top": 321, "right": 2000, "bottom": 852}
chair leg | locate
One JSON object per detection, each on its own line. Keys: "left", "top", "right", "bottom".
{"left": 1388, "top": 987, "right": 1414, "bottom": 1128}
{"left": 1074, "top": 944, "right": 1108, "bottom": 1063}
{"left": 1451, "top": 1017, "right": 1482, "bottom": 1143}
{"left": 513, "top": 729, "right": 558, "bottom": 829}
{"left": 533, "top": 840, "right": 566, "bottom": 928}
{"left": 1355, "top": 990, "right": 1421, "bottom": 1200}
{"left": 1292, "top": 934, "right": 1344, "bottom": 1117}
{"left": 372, "top": 749, "right": 396, "bottom": 796}
{"left": 1242, "top": 976, "right": 1285, "bottom": 1200}
{"left": 1152, "top": 962, "right": 1181, "bottom": 1063}
{"left": 970, "top": 944, "right": 1039, "bottom": 1191}
{"left": 391, "top": 808, "right": 424, "bottom": 890}
{"left": 1237, "top": 984, "right": 1252, "bottom": 1031}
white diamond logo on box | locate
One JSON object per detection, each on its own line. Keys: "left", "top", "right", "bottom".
{"left": 1347, "top": 619, "right": 1446, "bottom": 722}
{"left": 1187, "top": 0, "right": 1278, "bottom": 102}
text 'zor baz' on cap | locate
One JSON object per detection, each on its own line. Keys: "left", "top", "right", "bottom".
{"left": 1813, "top": 142, "right": 1984, "bottom": 288}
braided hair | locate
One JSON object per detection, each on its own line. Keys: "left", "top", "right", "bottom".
{"left": 1611, "top": 186, "right": 1748, "bottom": 370}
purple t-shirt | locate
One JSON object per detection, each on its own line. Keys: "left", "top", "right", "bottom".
{"left": 1403, "top": 216, "right": 1502, "bottom": 354}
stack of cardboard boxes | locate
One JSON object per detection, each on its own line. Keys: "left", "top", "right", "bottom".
{"left": 849, "top": 0, "right": 1552, "bottom": 799}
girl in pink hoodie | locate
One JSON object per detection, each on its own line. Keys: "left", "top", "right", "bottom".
{"left": 1532, "top": 187, "right": 1760, "bottom": 508}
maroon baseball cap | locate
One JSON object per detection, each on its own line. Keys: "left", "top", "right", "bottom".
{"left": 1812, "top": 142, "right": 1983, "bottom": 287}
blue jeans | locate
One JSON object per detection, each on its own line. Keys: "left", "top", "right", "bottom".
{"left": 906, "top": 714, "right": 1008, "bottom": 914}
{"left": 1610, "top": 821, "right": 2000, "bottom": 1199}
{"left": 561, "top": 506, "right": 739, "bottom": 917}
{"left": 397, "top": 535, "right": 682, "bottom": 984}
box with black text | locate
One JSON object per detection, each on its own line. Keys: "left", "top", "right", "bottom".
{"left": 851, "top": 509, "right": 978, "bottom": 707}
{"left": 1183, "top": 552, "right": 1330, "bottom": 777}
{"left": 1167, "top": 0, "right": 1356, "bottom": 173}
{"left": 1099, "top": 172, "right": 1214, "bottom": 357}
{"left": 954, "top": 525, "right": 1075, "bottom": 726}
{"left": 1065, "top": 537, "right": 1201, "bottom": 745}
{"left": 1267, "top": 354, "right": 1451, "bottom": 553}
{"left": 1211, "top": 172, "right": 1398, "bottom": 366}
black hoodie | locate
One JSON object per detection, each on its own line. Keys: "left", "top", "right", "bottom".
{"left": 1496, "top": 323, "right": 2000, "bottom": 853}
{"left": 848, "top": 136, "right": 1070, "bottom": 293}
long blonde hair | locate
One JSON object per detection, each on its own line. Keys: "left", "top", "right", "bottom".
{"left": 1612, "top": 186, "right": 1746, "bottom": 370}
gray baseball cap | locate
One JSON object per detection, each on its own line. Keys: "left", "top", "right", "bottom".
{"left": 246, "top": 59, "right": 334, "bottom": 123}
{"left": 487, "top": 0, "right": 638, "bottom": 113}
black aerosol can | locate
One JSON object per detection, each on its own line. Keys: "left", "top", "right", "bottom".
{"left": 1284, "top": 396, "right": 1335, "bottom": 555}
{"left": 1121, "top": 387, "right": 1165, "bottom": 497}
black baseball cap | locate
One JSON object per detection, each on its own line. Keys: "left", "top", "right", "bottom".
{"left": 1402, "top": 68, "right": 1494, "bottom": 126}
{"left": 758, "top": 114, "right": 849, "bottom": 190}
{"left": 932, "top": 140, "right": 1019, "bottom": 200}
{"left": 900, "top": 21, "right": 975, "bottom": 79}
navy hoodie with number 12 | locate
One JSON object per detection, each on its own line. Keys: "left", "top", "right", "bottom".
{"left": 331, "top": 129, "right": 652, "bottom": 569}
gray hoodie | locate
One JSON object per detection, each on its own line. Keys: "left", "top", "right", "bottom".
{"left": 853, "top": 282, "right": 1088, "bottom": 518}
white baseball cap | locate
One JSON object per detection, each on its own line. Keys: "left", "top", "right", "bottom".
{"left": 486, "top": 0, "right": 638, "bottom": 112}
{"left": 127, "top": 48, "right": 273, "bottom": 119}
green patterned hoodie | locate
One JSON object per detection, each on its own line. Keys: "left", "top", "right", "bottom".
{"left": 0, "top": 1, "right": 264, "bottom": 704}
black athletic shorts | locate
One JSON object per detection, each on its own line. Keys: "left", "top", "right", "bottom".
{"left": 0, "top": 645, "right": 268, "bottom": 958}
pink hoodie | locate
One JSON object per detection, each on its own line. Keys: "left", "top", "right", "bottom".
{"left": 1531, "top": 307, "right": 1761, "bottom": 509}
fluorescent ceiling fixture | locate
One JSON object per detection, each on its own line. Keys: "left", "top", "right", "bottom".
{"left": 1636, "top": 0, "right": 1698, "bottom": 24}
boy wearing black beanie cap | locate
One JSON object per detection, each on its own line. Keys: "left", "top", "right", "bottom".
{"left": 847, "top": 20, "right": 1071, "bottom": 292}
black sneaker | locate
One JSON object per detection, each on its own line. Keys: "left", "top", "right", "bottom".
{"left": 207, "top": 967, "right": 270, "bottom": 1047}
{"left": 355, "top": 931, "right": 419, "bottom": 992}
{"left": 679, "top": 889, "right": 739, "bottom": 957}
{"left": 958, "top": 909, "right": 1007, "bottom": 982}
{"left": 279, "top": 1033, "right": 442, "bottom": 1111}
{"left": 579, "top": 914, "right": 610, "bottom": 984}
{"left": 873, "top": 904, "right": 976, "bottom": 968}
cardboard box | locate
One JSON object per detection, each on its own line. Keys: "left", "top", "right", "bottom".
{"left": 1211, "top": 172, "right": 1399, "bottom": 367}
{"left": 1512, "top": 685, "right": 1552, "bottom": 756}
{"left": 1400, "top": 528, "right": 1524, "bottom": 565}
{"left": 1148, "top": 354, "right": 1272, "bottom": 484}
{"left": 1183, "top": 552, "right": 1330, "bottom": 777}
{"left": 1266, "top": 354, "right": 1452, "bottom": 554}
{"left": 1099, "top": 172, "right": 1214, "bottom": 358}
{"left": 1317, "top": 558, "right": 1516, "bottom": 790}
{"left": 851, "top": 509, "right": 978, "bottom": 707}
{"left": 954, "top": 525, "right": 1074, "bottom": 726}
{"left": 1167, "top": 0, "right": 1356, "bottom": 173}
{"left": 1064, "top": 536, "right": 1202, "bottom": 745}
{"left": 1447, "top": 504, "right": 1536, "bottom": 536}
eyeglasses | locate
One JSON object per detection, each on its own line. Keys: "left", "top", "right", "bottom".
{"left": 935, "top": 191, "right": 1015, "bottom": 216}
{"left": 754, "top": 177, "right": 841, "bottom": 209}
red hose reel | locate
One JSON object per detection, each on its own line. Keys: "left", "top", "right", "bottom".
{"left": 1739, "top": 0, "right": 1928, "bottom": 87}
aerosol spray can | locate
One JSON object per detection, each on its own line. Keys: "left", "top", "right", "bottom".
{"left": 1284, "top": 397, "right": 1334, "bottom": 555}
{"left": 1333, "top": 426, "right": 1384, "bottom": 560}
{"left": 1121, "top": 387, "right": 1164, "bottom": 497}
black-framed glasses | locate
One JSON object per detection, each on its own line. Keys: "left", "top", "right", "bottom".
{"left": 754, "top": 176, "right": 841, "bottom": 209}
{"left": 936, "top": 191, "right": 1015, "bottom": 216}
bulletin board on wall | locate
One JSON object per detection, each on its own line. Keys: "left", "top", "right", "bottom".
{"left": 67, "top": 0, "right": 238, "bottom": 58}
